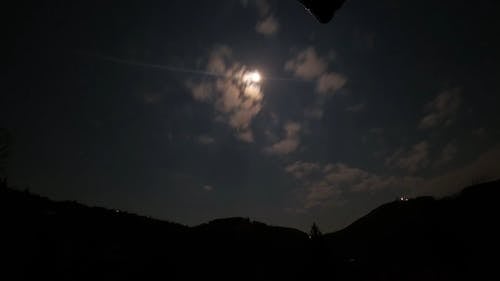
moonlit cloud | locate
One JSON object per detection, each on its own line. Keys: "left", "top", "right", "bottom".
{"left": 8, "top": 0, "right": 500, "bottom": 236}
{"left": 186, "top": 81, "right": 213, "bottom": 102}
{"left": 266, "top": 122, "right": 302, "bottom": 155}
{"left": 386, "top": 141, "right": 430, "bottom": 173}
{"left": 419, "top": 88, "right": 461, "bottom": 129}
{"left": 285, "top": 46, "right": 348, "bottom": 120}
{"left": 316, "top": 72, "right": 347, "bottom": 95}
{"left": 304, "top": 183, "right": 341, "bottom": 209}
{"left": 187, "top": 46, "right": 264, "bottom": 143}
{"left": 286, "top": 162, "right": 423, "bottom": 210}
{"left": 285, "top": 47, "right": 328, "bottom": 80}
{"left": 242, "top": 0, "right": 280, "bottom": 36}
{"left": 256, "top": 15, "right": 279, "bottom": 36}
{"left": 285, "top": 47, "right": 347, "bottom": 94}
{"left": 236, "top": 129, "right": 254, "bottom": 143}
{"left": 207, "top": 46, "right": 232, "bottom": 73}
{"left": 285, "top": 161, "right": 321, "bottom": 180}
{"left": 323, "top": 163, "right": 370, "bottom": 184}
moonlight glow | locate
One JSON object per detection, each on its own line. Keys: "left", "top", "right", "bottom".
{"left": 243, "top": 71, "right": 262, "bottom": 84}
{"left": 241, "top": 70, "right": 263, "bottom": 100}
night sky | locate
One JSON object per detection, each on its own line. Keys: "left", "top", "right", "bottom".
{"left": 3, "top": 0, "right": 500, "bottom": 232}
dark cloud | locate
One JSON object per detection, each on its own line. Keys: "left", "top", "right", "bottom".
{"left": 255, "top": 0, "right": 271, "bottom": 16}
{"left": 285, "top": 161, "right": 321, "bottom": 180}
{"left": 416, "top": 145, "right": 500, "bottom": 197}
{"left": 419, "top": 88, "right": 461, "bottom": 129}
{"left": 386, "top": 141, "right": 430, "bottom": 174}
{"left": 433, "top": 141, "right": 458, "bottom": 168}
{"left": 346, "top": 103, "right": 366, "bottom": 113}
{"left": 286, "top": 161, "right": 423, "bottom": 210}
{"left": 198, "top": 135, "right": 215, "bottom": 145}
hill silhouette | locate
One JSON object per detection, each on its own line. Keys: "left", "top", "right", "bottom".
{"left": 324, "top": 180, "right": 500, "bottom": 281}
{"left": 2, "top": 179, "right": 499, "bottom": 280}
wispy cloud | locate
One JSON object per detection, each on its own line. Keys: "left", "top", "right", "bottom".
{"left": 316, "top": 72, "right": 347, "bottom": 95}
{"left": 186, "top": 46, "right": 264, "bottom": 143}
{"left": 346, "top": 103, "right": 366, "bottom": 113}
{"left": 416, "top": 144, "right": 500, "bottom": 197}
{"left": 285, "top": 47, "right": 346, "bottom": 94}
{"left": 242, "top": 0, "right": 280, "bottom": 36}
{"left": 198, "top": 135, "right": 215, "bottom": 145}
{"left": 304, "top": 106, "right": 324, "bottom": 119}
{"left": 266, "top": 122, "right": 302, "bottom": 155}
{"left": 284, "top": 46, "right": 347, "bottom": 119}
{"left": 256, "top": 15, "right": 279, "bottom": 36}
{"left": 303, "top": 183, "right": 342, "bottom": 209}
{"left": 287, "top": 143, "right": 500, "bottom": 211}
{"left": 285, "top": 161, "right": 321, "bottom": 180}
{"left": 386, "top": 141, "right": 430, "bottom": 173}
{"left": 419, "top": 88, "right": 461, "bottom": 129}
{"left": 285, "top": 161, "right": 423, "bottom": 209}
{"left": 285, "top": 47, "right": 328, "bottom": 80}
{"left": 186, "top": 81, "right": 212, "bottom": 102}
{"left": 433, "top": 141, "right": 458, "bottom": 168}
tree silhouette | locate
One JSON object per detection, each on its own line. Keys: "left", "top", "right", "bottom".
{"left": 309, "top": 222, "right": 328, "bottom": 277}
{"left": 309, "top": 222, "right": 322, "bottom": 240}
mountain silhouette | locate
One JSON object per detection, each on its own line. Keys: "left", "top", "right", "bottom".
{"left": 324, "top": 180, "right": 499, "bottom": 281}
{"left": 2, "top": 179, "right": 499, "bottom": 280}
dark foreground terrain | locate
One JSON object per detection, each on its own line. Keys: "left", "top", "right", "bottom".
{"left": 2, "top": 180, "right": 499, "bottom": 281}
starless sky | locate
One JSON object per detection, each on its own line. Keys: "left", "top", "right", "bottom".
{"left": 3, "top": 0, "right": 500, "bottom": 232}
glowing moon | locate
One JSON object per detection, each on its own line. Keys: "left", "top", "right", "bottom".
{"left": 243, "top": 71, "right": 262, "bottom": 84}
{"left": 240, "top": 70, "right": 263, "bottom": 100}
{"left": 249, "top": 71, "right": 261, "bottom": 83}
